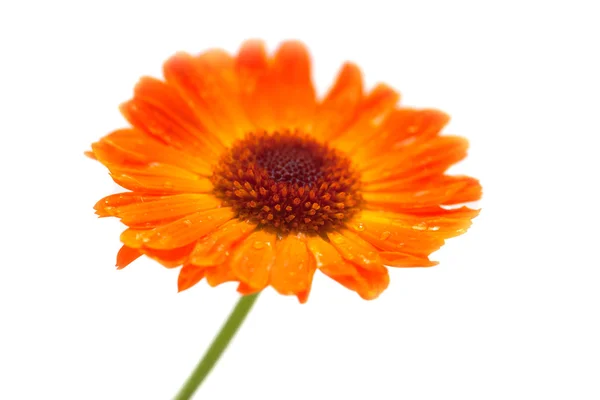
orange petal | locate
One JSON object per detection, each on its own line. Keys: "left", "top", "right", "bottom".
{"left": 364, "top": 176, "right": 482, "bottom": 209}
{"left": 312, "top": 62, "right": 363, "bottom": 139}
{"left": 236, "top": 282, "right": 262, "bottom": 296}
{"left": 306, "top": 236, "right": 389, "bottom": 300}
{"left": 120, "top": 207, "right": 234, "bottom": 249}
{"left": 142, "top": 242, "right": 197, "bottom": 268}
{"left": 163, "top": 51, "right": 251, "bottom": 144}
{"left": 103, "top": 194, "right": 221, "bottom": 228}
{"left": 353, "top": 108, "right": 450, "bottom": 160}
{"left": 108, "top": 164, "right": 213, "bottom": 194}
{"left": 90, "top": 128, "right": 212, "bottom": 176}
{"left": 178, "top": 264, "right": 206, "bottom": 292}
{"left": 326, "top": 230, "right": 383, "bottom": 271}
{"left": 116, "top": 245, "right": 141, "bottom": 269}
{"left": 379, "top": 252, "right": 438, "bottom": 267}
{"left": 269, "top": 41, "right": 316, "bottom": 129}
{"left": 347, "top": 208, "right": 480, "bottom": 259}
{"left": 270, "top": 234, "right": 316, "bottom": 303}
{"left": 330, "top": 83, "right": 399, "bottom": 148}
{"left": 189, "top": 219, "right": 257, "bottom": 266}
{"left": 94, "top": 192, "right": 164, "bottom": 217}
{"left": 229, "top": 230, "right": 277, "bottom": 291}
{"left": 361, "top": 135, "right": 469, "bottom": 184}
{"left": 235, "top": 40, "right": 274, "bottom": 130}
{"left": 205, "top": 262, "right": 237, "bottom": 287}
{"left": 120, "top": 77, "right": 225, "bottom": 158}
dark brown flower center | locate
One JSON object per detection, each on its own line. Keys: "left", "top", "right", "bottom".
{"left": 212, "top": 131, "right": 363, "bottom": 234}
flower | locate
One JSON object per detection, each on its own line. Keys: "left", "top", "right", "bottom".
{"left": 87, "top": 40, "right": 482, "bottom": 303}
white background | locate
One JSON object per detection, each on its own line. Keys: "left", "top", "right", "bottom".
{"left": 1, "top": 1, "right": 599, "bottom": 399}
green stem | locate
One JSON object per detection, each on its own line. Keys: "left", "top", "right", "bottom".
{"left": 173, "top": 293, "right": 260, "bottom": 400}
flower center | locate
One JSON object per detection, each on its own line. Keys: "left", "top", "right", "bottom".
{"left": 212, "top": 131, "right": 363, "bottom": 234}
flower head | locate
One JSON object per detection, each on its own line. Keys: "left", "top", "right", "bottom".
{"left": 88, "top": 40, "right": 481, "bottom": 302}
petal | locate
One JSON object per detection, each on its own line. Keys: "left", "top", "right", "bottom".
{"left": 360, "top": 135, "right": 469, "bottom": 183}
{"left": 270, "top": 233, "right": 317, "bottom": 303}
{"left": 178, "top": 264, "right": 206, "bottom": 292}
{"left": 142, "top": 243, "right": 197, "bottom": 268}
{"left": 120, "top": 77, "right": 225, "bottom": 158}
{"left": 116, "top": 245, "right": 141, "bottom": 269}
{"left": 306, "top": 236, "right": 389, "bottom": 300}
{"left": 312, "top": 62, "right": 363, "bottom": 139}
{"left": 235, "top": 40, "right": 274, "bottom": 130}
{"left": 163, "top": 51, "right": 252, "bottom": 144}
{"left": 330, "top": 83, "right": 400, "bottom": 149}
{"left": 352, "top": 108, "right": 450, "bottom": 160}
{"left": 120, "top": 207, "right": 235, "bottom": 249}
{"left": 100, "top": 194, "right": 221, "bottom": 228}
{"left": 378, "top": 252, "right": 438, "bottom": 267}
{"left": 205, "top": 262, "right": 238, "bottom": 287}
{"left": 90, "top": 129, "right": 213, "bottom": 176}
{"left": 236, "top": 40, "right": 316, "bottom": 131}
{"left": 347, "top": 208, "right": 480, "bottom": 260}
{"left": 364, "top": 176, "right": 482, "bottom": 209}
{"left": 269, "top": 41, "right": 316, "bottom": 129}
{"left": 326, "top": 230, "right": 383, "bottom": 271}
{"left": 108, "top": 164, "right": 213, "bottom": 194}
{"left": 236, "top": 282, "right": 262, "bottom": 296}
{"left": 189, "top": 219, "right": 257, "bottom": 266}
{"left": 229, "top": 230, "right": 277, "bottom": 291}
{"left": 94, "top": 192, "right": 164, "bottom": 218}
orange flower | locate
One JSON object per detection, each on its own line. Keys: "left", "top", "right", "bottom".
{"left": 87, "top": 40, "right": 481, "bottom": 302}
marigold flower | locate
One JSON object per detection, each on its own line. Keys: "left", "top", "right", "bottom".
{"left": 88, "top": 40, "right": 481, "bottom": 302}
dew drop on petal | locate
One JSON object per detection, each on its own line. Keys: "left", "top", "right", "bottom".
{"left": 354, "top": 222, "right": 365, "bottom": 232}
{"left": 332, "top": 235, "right": 345, "bottom": 244}
{"left": 379, "top": 231, "right": 391, "bottom": 240}
{"left": 412, "top": 222, "right": 427, "bottom": 231}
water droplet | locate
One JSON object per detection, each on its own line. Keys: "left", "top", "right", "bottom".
{"left": 430, "top": 226, "right": 440, "bottom": 231}
{"left": 141, "top": 237, "right": 150, "bottom": 243}
{"left": 354, "top": 222, "right": 365, "bottom": 232}
{"left": 252, "top": 241, "right": 265, "bottom": 249}
{"left": 412, "top": 222, "right": 427, "bottom": 231}
{"left": 183, "top": 219, "right": 192, "bottom": 227}
{"left": 332, "top": 236, "right": 345, "bottom": 244}
{"left": 379, "top": 231, "right": 391, "bottom": 240}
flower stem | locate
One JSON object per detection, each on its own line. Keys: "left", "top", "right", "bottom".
{"left": 174, "top": 292, "right": 260, "bottom": 400}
